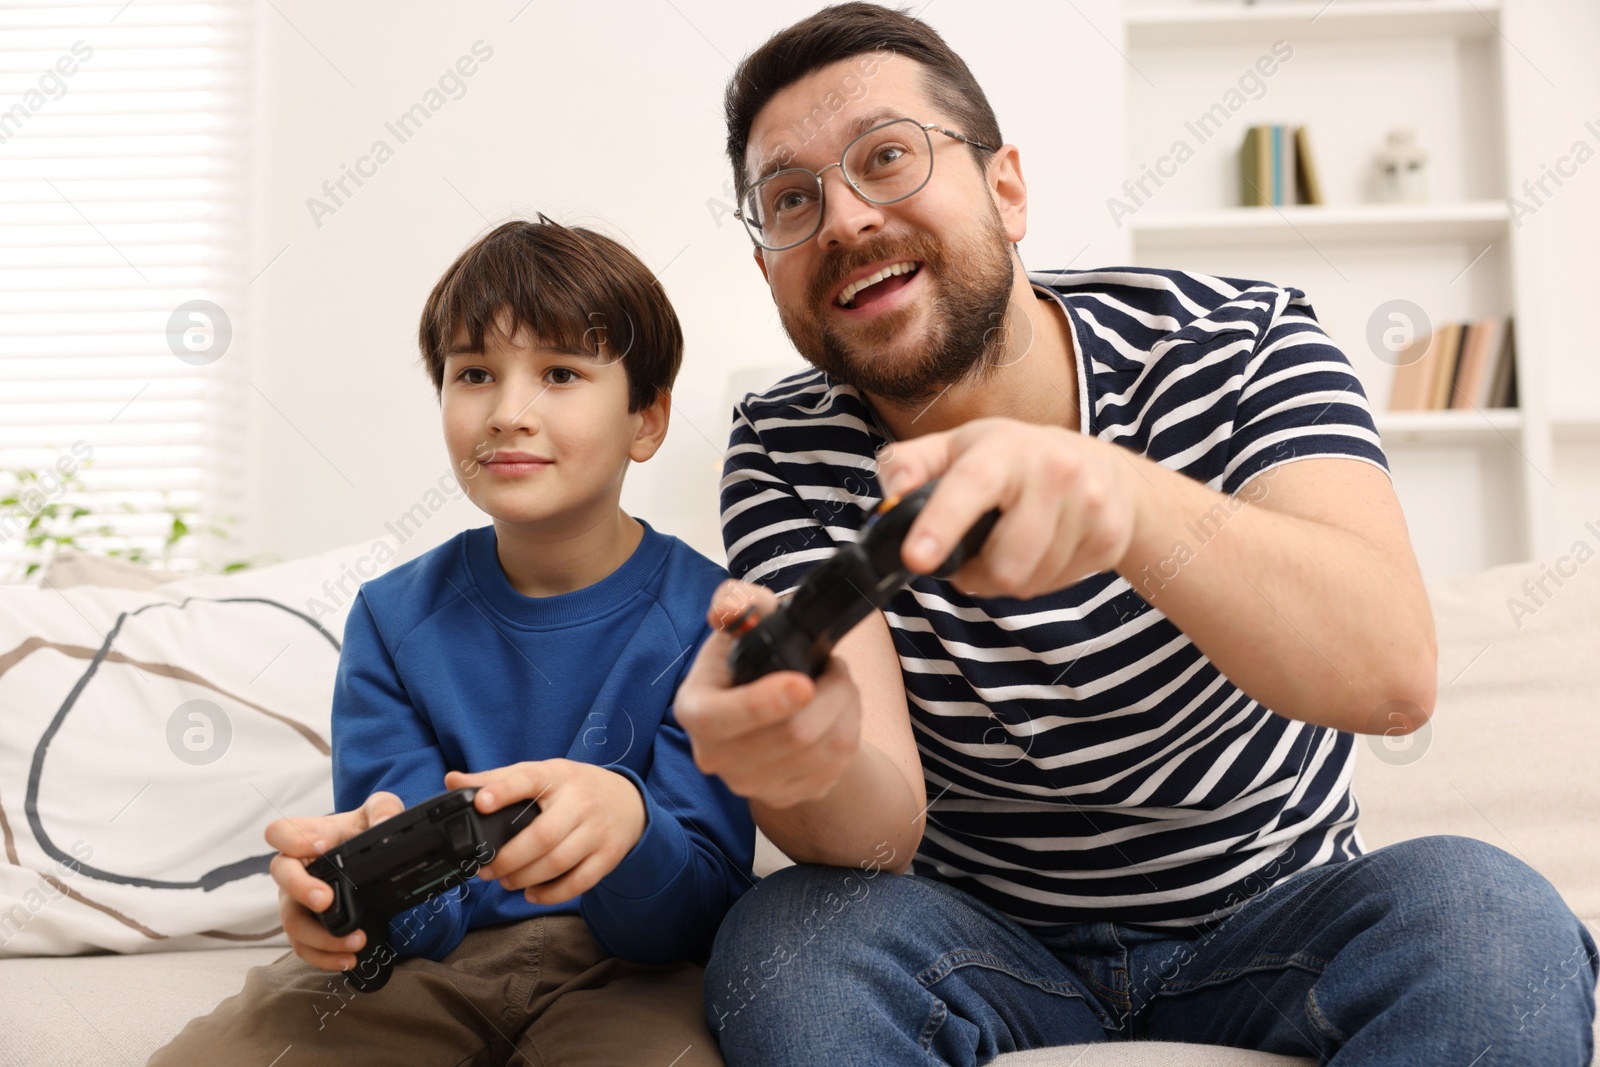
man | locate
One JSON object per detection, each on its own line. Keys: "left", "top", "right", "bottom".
{"left": 674, "top": 4, "right": 1598, "bottom": 1065}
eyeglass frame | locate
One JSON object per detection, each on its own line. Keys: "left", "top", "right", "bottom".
{"left": 734, "top": 118, "right": 998, "bottom": 252}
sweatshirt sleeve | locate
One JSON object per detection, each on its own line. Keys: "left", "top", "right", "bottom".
{"left": 329, "top": 590, "right": 476, "bottom": 962}
{"left": 579, "top": 623, "right": 756, "bottom": 964}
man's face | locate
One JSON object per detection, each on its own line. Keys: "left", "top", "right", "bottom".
{"left": 744, "top": 57, "right": 1020, "bottom": 408}
{"left": 439, "top": 315, "right": 646, "bottom": 527}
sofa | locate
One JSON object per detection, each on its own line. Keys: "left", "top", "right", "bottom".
{"left": 1, "top": 547, "right": 1596, "bottom": 1066}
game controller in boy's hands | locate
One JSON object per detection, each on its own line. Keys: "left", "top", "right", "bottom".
{"left": 726, "top": 479, "right": 1000, "bottom": 686}
{"left": 304, "top": 787, "right": 539, "bottom": 993}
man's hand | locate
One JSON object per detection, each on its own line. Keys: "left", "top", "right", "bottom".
{"left": 881, "top": 415, "right": 1436, "bottom": 733}
{"left": 265, "top": 790, "right": 405, "bottom": 972}
{"left": 878, "top": 416, "right": 1142, "bottom": 600}
{"left": 443, "top": 760, "right": 645, "bottom": 906}
{"left": 674, "top": 580, "right": 865, "bottom": 809}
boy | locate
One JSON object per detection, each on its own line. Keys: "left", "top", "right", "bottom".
{"left": 149, "top": 217, "right": 754, "bottom": 1066}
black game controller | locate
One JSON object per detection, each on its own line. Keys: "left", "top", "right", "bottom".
{"left": 727, "top": 479, "right": 1000, "bottom": 685}
{"left": 305, "top": 787, "right": 539, "bottom": 993}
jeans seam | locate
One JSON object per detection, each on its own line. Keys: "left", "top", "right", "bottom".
{"left": 1156, "top": 952, "right": 1328, "bottom": 995}
{"left": 1106, "top": 924, "right": 1133, "bottom": 1015}
{"left": 915, "top": 948, "right": 1086, "bottom": 1001}
{"left": 918, "top": 995, "right": 949, "bottom": 1053}
{"left": 1304, "top": 984, "right": 1347, "bottom": 1043}
{"left": 1077, "top": 956, "right": 1123, "bottom": 1004}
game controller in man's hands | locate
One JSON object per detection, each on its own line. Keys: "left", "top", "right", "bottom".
{"left": 304, "top": 787, "right": 539, "bottom": 993}
{"left": 726, "top": 480, "right": 1000, "bottom": 685}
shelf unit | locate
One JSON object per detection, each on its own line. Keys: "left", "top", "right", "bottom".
{"left": 1126, "top": 1, "right": 1501, "bottom": 47}
{"left": 1552, "top": 413, "right": 1600, "bottom": 444}
{"left": 1128, "top": 202, "right": 1510, "bottom": 247}
{"left": 1118, "top": 0, "right": 1556, "bottom": 576}
{"left": 1374, "top": 408, "right": 1522, "bottom": 446}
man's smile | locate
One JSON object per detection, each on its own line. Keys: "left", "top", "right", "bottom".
{"left": 833, "top": 258, "right": 923, "bottom": 309}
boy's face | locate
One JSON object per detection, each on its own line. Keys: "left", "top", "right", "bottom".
{"left": 440, "top": 315, "right": 668, "bottom": 528}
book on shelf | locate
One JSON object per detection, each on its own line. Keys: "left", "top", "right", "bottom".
{"left": 1386, "top": 317, "right": 1517, "bottom": 411}
{"left": 1271, "top": 125, "right": 1283, "bottom": 205}
{"left": 1449, "top": 318, "right": 1501, "bottom": 410}
{"left": 1239, "top": 124, "right": 1323, "bottom": 207}
{"left": 1240, "top": 126, "right": 1268, "bottom": 206}
{"left": 1426, "top": 322, "right": 1464, "bottom": 410}
{"left": 1293, "top": 126, "right": 1323, "bottom": 206}
{"left": 1485, "top": 318, "right": 1518, "bottom": 409}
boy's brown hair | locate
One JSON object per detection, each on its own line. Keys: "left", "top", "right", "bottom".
{"left": 723, "top": 2, "right": 1002, "bottom": 206}
{"left": 418, "top": 216, "right": 682, "bottom": 413}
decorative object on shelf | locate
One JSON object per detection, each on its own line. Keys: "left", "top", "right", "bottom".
{"left": 1372, "top": 127, "right": 1429, "bottom": 202}
{"left": 1388, "top": 317, "right": 1516, "bottom": 411}
{"left": 1239, "top": 124, "right": 1322, "bottom": 206}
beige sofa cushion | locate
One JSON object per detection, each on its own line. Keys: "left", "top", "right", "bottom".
{"left": 0, "top": 946, "right": 284, "bottom": 1065}
{"left": 1355, "top": 558, "right": 1600, "bottom": 921}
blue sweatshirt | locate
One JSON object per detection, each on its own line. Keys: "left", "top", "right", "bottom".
{"left": 329, "top": 520, "right": 753, "bottom": 964}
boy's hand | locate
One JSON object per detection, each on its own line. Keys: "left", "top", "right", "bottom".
{"left": 265, "top": 791, "right": 405, "bottom": 972}
{"left": 444, "top": 760, "right": 646, "bottom": 906}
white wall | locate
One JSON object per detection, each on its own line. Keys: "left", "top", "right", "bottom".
{"left": 244, "top": 0, "right": 1598, "bottom": 574}
{"left": 1505, "top": 1, "right": 1600, "bottom": 555}
{"left": 243, "top": 0, "right": 1127, "bottom": 567}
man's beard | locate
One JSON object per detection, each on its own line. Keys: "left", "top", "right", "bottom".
{"left": 777, "top": 205, "right": 1016, "bottom": 408}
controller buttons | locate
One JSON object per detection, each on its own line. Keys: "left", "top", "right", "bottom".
{"left": 727, "top": 606, "right": 761, "bottom": 637}
{"left": 430, "top": 791, "right": 472, "bottom": 820}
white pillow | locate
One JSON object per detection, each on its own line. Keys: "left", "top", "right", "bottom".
{"left": 39, "top": 549, "right": 185, "bottom": 591}
{"left": 0, "top": 536, "right": 401, "bottom": 956}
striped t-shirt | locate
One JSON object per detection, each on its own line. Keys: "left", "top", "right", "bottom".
{"left": 719, "top": 266, "right": 1392, "bottom": 930}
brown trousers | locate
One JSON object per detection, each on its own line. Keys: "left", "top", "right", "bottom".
{"left": 147, "top": 915, "right": 723, "bottom": 1067}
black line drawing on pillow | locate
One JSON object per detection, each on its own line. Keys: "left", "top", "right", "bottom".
{"left": 7, "top": 596, "right": 338, "bottom": 894}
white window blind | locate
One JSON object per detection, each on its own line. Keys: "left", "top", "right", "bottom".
{"left": 0, "top": 0, "right": 253, "bottom": 582}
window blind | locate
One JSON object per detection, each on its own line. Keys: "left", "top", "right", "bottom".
{"left": 0, "top": 0, "right": 253, "bottom": 581}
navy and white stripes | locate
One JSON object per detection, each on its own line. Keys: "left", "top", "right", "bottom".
{"left": 720, "top": 266, "right": 1390, "bottom": 929}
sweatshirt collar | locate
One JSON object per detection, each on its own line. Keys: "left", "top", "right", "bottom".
{"left": 462, "top": 520, "right": 669, "bottom": 629}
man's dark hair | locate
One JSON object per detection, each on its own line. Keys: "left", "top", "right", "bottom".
{"left": 723, "top": 2, "right": 1002, "bottom": 205}
{"left": 418, "top": 215, "right": 682, "bottom": 413}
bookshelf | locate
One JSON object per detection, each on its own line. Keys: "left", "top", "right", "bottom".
{"left": 1116, "top": 0, "right": 1554, "bottom": 577}
{"left": 1128, "top": 202, "right": 1510, "bottom": 247}
{"left": 1374, "top": 409, "right": 1522, "bottom": 446}
{"left": 1126, "top": 2, "right": 1501, "bottom": 48}
{"left": 1552, "top": 413, "right": 1600, "bottom": 444}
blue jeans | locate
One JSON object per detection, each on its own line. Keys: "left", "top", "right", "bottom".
{"left": 704, "top": 836, "right": 1597, "bottom": 1066}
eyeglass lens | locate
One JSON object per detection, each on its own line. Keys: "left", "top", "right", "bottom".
{"left": 743, "top": 119, "right": 933, "bottom": 249}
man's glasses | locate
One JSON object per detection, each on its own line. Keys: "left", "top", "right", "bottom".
{"left": 736, "top": 118, "right": 996, "bottom": 252}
